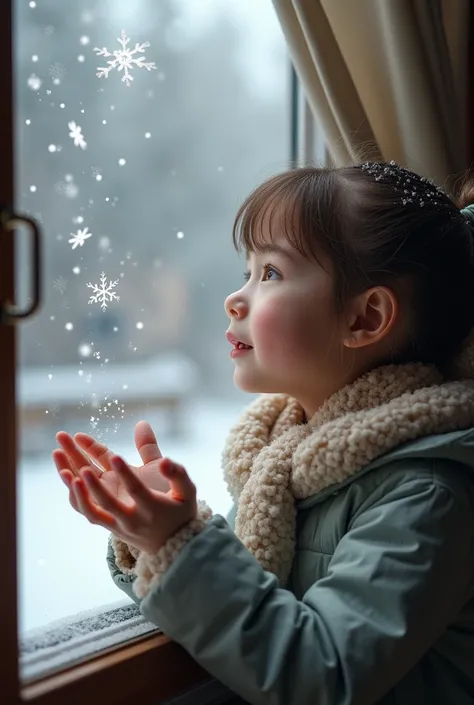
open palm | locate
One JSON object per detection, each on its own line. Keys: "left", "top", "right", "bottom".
{"left": 52, "top": 420, "right": 170, "bottom": 510}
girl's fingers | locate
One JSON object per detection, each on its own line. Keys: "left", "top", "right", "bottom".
{"left": 111, "top": 456, "right": 152, "bottom": 504}
{"left": 72, "top": 477, "right": 117, "bottom": 529}
{"left": 134, "top": 421, "right": 163, "bottom": 465}
{"left": 53, "top": 442, "right": 102, "bottom": 482}
{"left": 59, "top": 469, "right": 79, "bottom": 512}
{"left": 73, "top": 433, "right": 116, "bottom": 473}
{"left": 161, "top": 459, "right": 196, "bottom": 503}
{"left": 59, "top": 468, "right": 73, "bottom": 486}
{"left": 80, "top": 468, "right": 132, "bottom": 519}
{"left": 55, "top": 432, "right": 101, "bottom": 476}
{"left": 52, "top": 448, "right": 73, "bottom": 475}
{"left": 53, "top": 450, "right": 98, "bottom": 499}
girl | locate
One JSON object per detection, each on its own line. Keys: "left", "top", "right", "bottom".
{"left": 53, "top": 161, "right": 474, "bottom": 705}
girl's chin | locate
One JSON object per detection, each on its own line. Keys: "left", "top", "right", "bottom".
{"left": 233, "top": 369, "right": 281, "bottom": 395}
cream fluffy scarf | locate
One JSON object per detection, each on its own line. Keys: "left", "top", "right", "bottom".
{"left": 221, "top": 363, "right": 474, "bottom": 587}
{"left": 113, "top": 360, "right": 474, "bottom": 597}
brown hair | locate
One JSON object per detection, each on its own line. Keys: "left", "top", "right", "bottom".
{"left": 232, "top": 162, "right": 474, "bottom": 367}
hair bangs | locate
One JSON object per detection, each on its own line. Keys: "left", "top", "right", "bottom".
{"left": 232, "top": 171, "right": 323, "bottom": 262}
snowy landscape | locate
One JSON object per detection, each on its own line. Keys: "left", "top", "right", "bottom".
{"left": 17, "top": 397, "right": 243, "bottom": 635}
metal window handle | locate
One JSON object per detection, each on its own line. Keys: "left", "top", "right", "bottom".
{"left": 0, "top": 206, "right": 42, "bottom": 323}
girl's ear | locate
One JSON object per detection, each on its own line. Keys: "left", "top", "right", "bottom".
{"left": 343, "top": 286, "right": 398, "bottom": 349}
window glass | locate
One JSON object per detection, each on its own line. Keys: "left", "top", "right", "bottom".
{"left": 15, "top": 0, "right": 289, "bottom": 652}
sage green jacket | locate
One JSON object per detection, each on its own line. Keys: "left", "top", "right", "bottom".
{"left": 107, "top": 429, "right": 474, "bottom": 704}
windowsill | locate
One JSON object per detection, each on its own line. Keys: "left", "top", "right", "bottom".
{"left": 19, "top": 599, "right": 247, "bottom": 704}
{"left": 20, "top": 599, "right": 159, "bottom": 683}
{"left": 22, "top": 631, "right": 213, "bottom": 705}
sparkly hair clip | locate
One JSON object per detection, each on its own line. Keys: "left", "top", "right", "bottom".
{"left": 359, "top": 160, "right": 453, "bottom": 212}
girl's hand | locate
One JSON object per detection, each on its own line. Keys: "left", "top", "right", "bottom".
{"left": 52, "top": 421, "right": 171, "bottom": 512}
{"left": 53, "top": 421, "right": 197, "bottom": 553}
{"left": 69, "top": 455, "right": 197, "bottom": 554}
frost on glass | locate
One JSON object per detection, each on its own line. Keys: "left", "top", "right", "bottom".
{"left": 15, "top": 0, "right": 288, "bottom": 643}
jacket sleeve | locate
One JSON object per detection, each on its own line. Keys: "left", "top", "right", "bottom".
{"left": 106, "top": 535, "right": 141, "bottom": 606}
{"left": 104, "top": 503, "right": 236, "bottom": 606}
{"left": 138, "top": 472, "right": 474, "bottom": 705}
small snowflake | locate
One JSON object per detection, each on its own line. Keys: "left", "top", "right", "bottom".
{"left": 68, "top": 121, "right": 87, "bottom": 149}
{"left": 49, "top": 62, "right": 66, "bottom": 81}
{"left": 55, "top": 179, "right": 79, "bottom": 199}
{"left": 27, "top": 74, "right": 42, "bottom": 91}
{"left": 47, "top": 401, "right": 60, "bottom": 417}
{"left": 69, "top": 227, "right": 92, "bottom": 249}
{"left": 87, "top": 272, "right": 120, "bottom": 311}
{"left": 53, "top": 276, "right": 67, "bottom": 294}
{"left": 94, "top": 30, "right": 157, "bottom": 87}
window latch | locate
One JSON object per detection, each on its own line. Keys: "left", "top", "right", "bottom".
{"left": 0, "top": 205, "right": 42, "bottom": 324}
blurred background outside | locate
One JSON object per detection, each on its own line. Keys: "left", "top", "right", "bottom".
{"left": 15, "top": 0, "right": 292, "bottom": 635}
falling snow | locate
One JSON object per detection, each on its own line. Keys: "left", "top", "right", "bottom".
{"left": 87, "top": 272, "right": 120, "bottom": 311}
{"left": 49, "top": 62, "right": 66, "bottom": 81}
{"left": 27, "top": 74, "right": 42, "bottom": 91}
{"left": 93, "top": 30, "right": 157, "bottom": 87}
{"left": 68, "top": 121, "right": 87, "bottom": 149}
{"left": 89, "top": 396, "right": 126, "bottom": 434}
{"left": 55, "top": 178, "right": 79, "bottom": 198}
{"left": 79, "top": 343, "right": 92, "bottom": 357}
{"left": 69, "top": 227, "right": 92, "bottom": 249}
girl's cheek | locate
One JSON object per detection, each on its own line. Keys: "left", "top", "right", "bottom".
{"left": 252, "top": 297, "right": 295, "bottom": 354}
{"left": 252, "top": 298, "right": 281, "bottom": 338}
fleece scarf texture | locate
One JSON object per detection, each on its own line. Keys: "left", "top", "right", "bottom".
{"left": 111, "top": 356, "right": 474, "bottom": 599}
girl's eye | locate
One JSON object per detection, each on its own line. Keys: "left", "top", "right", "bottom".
{"left": 243, "top": 264, "right": 281, "bottom": 283}
{"left": 262, "top": 264, "right": 280, "bottom": 281}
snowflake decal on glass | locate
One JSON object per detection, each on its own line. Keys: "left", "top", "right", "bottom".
{"left": 53, "top": 276, "right": 67, "bottom": 294}
{"left": 46, "top": 401, "right": 61, "bottom": 418}
{"left": 93, "top": 30, "right": 157, "bottom": 87}
{"left": 49, "top": 62, "right": 66, "bottom": 82}
{"left": 68, "top": 121, "right": 87, "bottom": 149}
{"left": 87, "top": 272, "right": 120, "bottom": 311}
{"left": 69, "top": 227, "right": 92, "bottom": 249}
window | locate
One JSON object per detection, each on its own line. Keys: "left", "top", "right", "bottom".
{"left": 11, "top": 0, "right": 290, "bottom": 686}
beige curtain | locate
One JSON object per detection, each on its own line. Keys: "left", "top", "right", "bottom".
{"left": 273, "top": 0, "right": 470, "bottom": 185}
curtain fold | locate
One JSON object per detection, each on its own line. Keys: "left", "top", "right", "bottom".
{"left": 273, "top": 0, "right": 470, "bottom": 185}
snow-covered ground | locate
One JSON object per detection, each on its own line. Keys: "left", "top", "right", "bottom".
{"left": 17, "top": 398, "right": 246, "bottom": 635}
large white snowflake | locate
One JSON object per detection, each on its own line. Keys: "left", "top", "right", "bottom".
{"left": 69, "top": 227, "right": 92, "bottom": 249}
{"left": 68, "top": 121, "right": 87, "bottom": 149}
{"left": 94, "top": 30, "right": 157, "bottom": 87}
{"left": 87, "top": 272, "right": 120, "bottom": 311}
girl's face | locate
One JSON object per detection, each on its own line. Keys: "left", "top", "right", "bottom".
{"left": 224, "top": 234, "right": 354, "bottom": 419}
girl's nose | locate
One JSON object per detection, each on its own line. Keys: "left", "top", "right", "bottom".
{"left": 224, "top": 291, "right": 248, "bottom": 320}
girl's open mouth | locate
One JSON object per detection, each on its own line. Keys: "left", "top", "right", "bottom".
{"left": 226, "top": 331, "right": 253, "bottom": 358}
{"left": 230, "top": 345, "right": 253, "bottom": 358}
